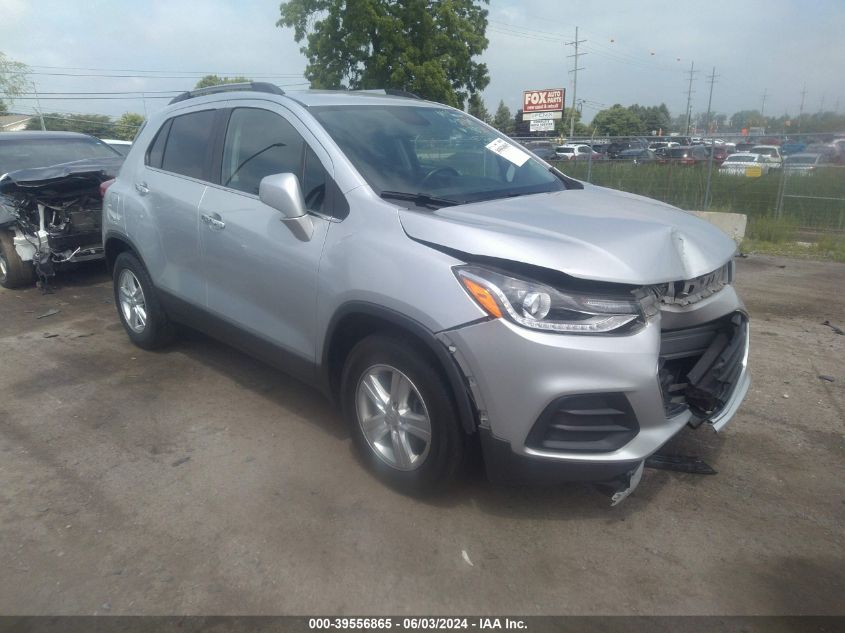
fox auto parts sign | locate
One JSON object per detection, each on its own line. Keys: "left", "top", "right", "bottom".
{"left": 523, "top": 88, "right": 565, "bottom": 113}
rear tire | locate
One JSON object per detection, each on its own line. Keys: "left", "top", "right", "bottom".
{"left": 113, "top": 251, "right": 175, "bottom": 349}
{"left": 341, "top": 334, "right": 464, "bottom": 494}
{"left": 0, "top": 230, "right": 35, "bottom": 289}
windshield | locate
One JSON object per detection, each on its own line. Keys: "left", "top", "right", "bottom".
{"left": 668, "top": 148, "right": 689, "bottom": 157}
{"left": 751, "top": 147, "right": 775, "bottom": 156}
{"left": 725, "top": 155, "right": 756, "bottom": 163}
{"left": 310, "top": 104, "right": 566, "bottom": 204}
{"left": 0, "top": 137, "right": 120, "bottom": 173}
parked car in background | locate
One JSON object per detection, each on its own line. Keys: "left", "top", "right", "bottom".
{"left": 102, "top": 83, "right": 749, "bottom": 497}
{"left": 704, "top": 145, "right": 731, "bottom": 164}
{"left": 781, "top": 140, "right": 807, "bottom": 155}
{"left": 735, "top": 141, "right": 756, "bottom": 153}
{"left": 555, "top": 144, "right": 602, "bottom": 161}
{"left": 804, "top": 143, "right": 843, "bottom": 165}
{"left": 607, "top": 139, "right": 648, "bottom": 159}
{"left": 648, "top": 140, "right": 679, "bottom": 151}
{"left": 718, "top": 153, "right": 774, "bottom": 176}
{"left": 660, "top": 145, "right": 708, "bottom": 165}
{"left": 783, "top": 153, "right": 827, "bottom": 175}
{"left": 617, "top": 148, "right": 657, "bottom": 164}
{"left": 749, "top": 145, "right": 783, "bottom": 165}
{"left": 101, "top": 139, "right": 133, "bottom": 156}
{"left": 0, "top": 131, "right": 123, "bottom": 288}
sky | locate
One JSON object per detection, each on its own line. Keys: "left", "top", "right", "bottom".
{"left": 2, "top": 0, "right": 844, "bottom": 126}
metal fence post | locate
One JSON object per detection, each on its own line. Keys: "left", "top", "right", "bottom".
{"left": 703, "top": 139, "right": 715, "bottom": 209}
{"left": 586, "top": 141, "right": 593, "bottom": 183}
{"left": 775, "top": 139, "right": 788, "bottom": 217}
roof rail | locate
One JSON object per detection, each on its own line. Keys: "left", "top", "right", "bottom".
{"left": 168, "top": 82, "right": 285, "bottom": 105}
{"left": 356, "top": 88, "right": 422, "bottom": 100}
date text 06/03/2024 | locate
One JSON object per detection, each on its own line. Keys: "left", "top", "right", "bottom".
{"left": 307, "top": 618, "right": 527, "bottom": 630}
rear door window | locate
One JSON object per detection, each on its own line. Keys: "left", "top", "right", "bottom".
{"left": 160, "top": 110, "right": 216, "bottom": 179}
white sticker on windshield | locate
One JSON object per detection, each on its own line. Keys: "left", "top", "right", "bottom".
{"left": 485, "top": 138, "right": 530, "bottom": 167}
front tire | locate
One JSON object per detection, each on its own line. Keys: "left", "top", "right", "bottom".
{"left": 341, "top": 334, "right": 464, "bottom": 494}
{"left": 0, "top": 230, "right": 35, "bottom": 289}
{"left": 113, "top": 252, "right": 175, "bottom": 349}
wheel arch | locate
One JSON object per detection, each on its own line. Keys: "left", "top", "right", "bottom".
{"left": 321, "top": 302, "right": 478, "bottom": 435}
{"left": 104, "top": 231, "right": 144, "bottom": 275}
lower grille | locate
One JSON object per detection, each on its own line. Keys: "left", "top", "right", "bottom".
{"left": 659, "top": 312, "right": 748, "bottom": 420}
{"left": 526, "top": 392, "right": 639, "bottom": 453}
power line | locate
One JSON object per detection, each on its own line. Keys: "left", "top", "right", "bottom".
{"left": 27, "top": 64, "right": 305, "bottom": 76}
{"left": 760, "top": 88, "right": 768, "bottom": 117}
{"left": 7, "top": 71, "right": 307, "bottom": 79}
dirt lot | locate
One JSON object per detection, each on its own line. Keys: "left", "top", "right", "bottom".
{"left": 0, "top": 255, "right": 842, "bottom": 615}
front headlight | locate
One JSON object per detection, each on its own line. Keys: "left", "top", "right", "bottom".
{"left": 454, "top": 265, "right": 657, "bottom": 334}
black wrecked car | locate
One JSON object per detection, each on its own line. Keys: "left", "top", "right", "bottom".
{"left": 0, "top": 131, "right": 123, "bottom": 288}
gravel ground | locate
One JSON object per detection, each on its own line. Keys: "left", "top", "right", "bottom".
{"left": 0, "top": 255, "right": 842, "bottom": 615}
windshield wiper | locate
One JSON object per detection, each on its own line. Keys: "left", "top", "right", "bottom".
{"left": 379, "top": 190, "right": 461, "bottom": 209}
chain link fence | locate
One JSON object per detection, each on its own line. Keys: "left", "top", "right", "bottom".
{"left": 512, "top": 133, "right": 845, "bottom": 234}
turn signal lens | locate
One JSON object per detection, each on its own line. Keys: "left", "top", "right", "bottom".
{"left": 461, "top": 277, "right": 503, "bottom": 318}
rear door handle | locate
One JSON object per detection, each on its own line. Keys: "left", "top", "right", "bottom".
{"left": 201, "top": 212, "right": 226, "bottom": 230}
{"left": 134, "top": 181, "right": 149, "bottom": 195}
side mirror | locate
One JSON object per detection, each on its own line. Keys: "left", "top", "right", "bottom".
{"left": 259, "top": 172, "right": 306, "bottom": 219}
{"left": 258, "top": 173, "right": 313, "bottom": 241}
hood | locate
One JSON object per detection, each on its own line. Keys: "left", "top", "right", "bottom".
{"left": 0, "top": 156, "right": 123, "bottom": 195}
{"left": 398, "top": 185, "right": 736, "bottom": 285}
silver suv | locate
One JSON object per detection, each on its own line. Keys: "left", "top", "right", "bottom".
{"left": 103, "top": 83, "right": 750, "bottom": 496}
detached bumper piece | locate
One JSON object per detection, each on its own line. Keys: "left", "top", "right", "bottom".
{"left": 659, "top": 312, "right": 749, "bottom": 426}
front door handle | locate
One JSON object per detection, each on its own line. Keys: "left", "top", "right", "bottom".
{"left": 134, "top": 181, "right": 150, "bottom": 196}
{"left": 201, "top": 212, "right": 226, "bottom": 230}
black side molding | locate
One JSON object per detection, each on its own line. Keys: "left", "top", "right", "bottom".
{"left": 321, "top": 302, "right": 479, "bottom": 434}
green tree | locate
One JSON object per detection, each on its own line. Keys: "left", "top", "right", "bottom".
{"left": 113, "top": 112, "right": 145, "bottom": 141}
{"left": 628, "top": 103, "right": 671, "bottom": 134}
{"left": 728, "top": 110, "right": 767, "bottom": 132}
{"left": 491, "top": 100, "right": 513, "bottom": 134}
{"left": 194, "top": 74, "right": 251, "bottom": 89}
{"left": 277, "top": 0, "right": 490, "bottom": 108}
{"left": 0, "top": 52, "right": 29, "bottom": 115}
{"left": 590, "top": 104, "right": 646, "bottom": 137}
{"left": 467, "top": 93, "right": 490, "bottom": 124}
{"left": 26, "top": 112, "right": 114, "bottom": 137}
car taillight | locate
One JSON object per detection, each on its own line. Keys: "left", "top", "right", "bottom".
{"left": 100, "top": 178, "right": 115, "bottom": 198}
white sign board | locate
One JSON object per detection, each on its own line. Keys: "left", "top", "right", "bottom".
{"left": 529, "top": 119, "right": 555, "bottom": 132}
{"left": 485, "top": 138, "right": 531, "bottom": 166}
{"left": 523, "top": 111, "right": 563, "bottom": 121}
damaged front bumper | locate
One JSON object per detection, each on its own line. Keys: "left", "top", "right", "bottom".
{"left": 441, "top": 283, "right": 750, "bottom": 490}
{"left": 0, "top": 157, "right": 121, "bottom": 281}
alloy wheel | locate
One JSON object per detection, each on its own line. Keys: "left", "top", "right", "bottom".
{"left": 355, "top": 364, "right": 432, "bottom": 471}
{"left": 118, "top": 269, "right": 148, "bottom": 333}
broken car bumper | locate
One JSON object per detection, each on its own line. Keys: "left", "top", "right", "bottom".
{"left": 442, "top": 286, "right": 750, "bottom": 484}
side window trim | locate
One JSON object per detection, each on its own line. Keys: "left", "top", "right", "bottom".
{"left": 145, "top": 118, "right": 172, "bottom": 169}
{"left": 207, "top": 108, "right": 232, "bottom": 186}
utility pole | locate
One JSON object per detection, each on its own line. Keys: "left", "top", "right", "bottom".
{"left": 703, "top": 67, "right": 719, "bottom": 209}
{"left": 760, "top": 88, "right": 768, "bottom": 118}
{"left": 565, "top": 26, "right": 586, "bottom": 139}
{"left": 32, "top": 82, "right": 46, "bottom": 131}
{"left": 819, "top": 93, "right": 826, "bottom": 113}
{"left": 704, "top": 67, "right": 718, "bottom": 135}
{"left": 797, "top": 84, "right": 807, "bottom": 134}
{"left": 683, "top": 61, "right": 697, "bottom": 136}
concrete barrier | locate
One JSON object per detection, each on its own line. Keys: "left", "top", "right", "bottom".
{"left": 690, "top": 211, "right": 747, "bottom": 245}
